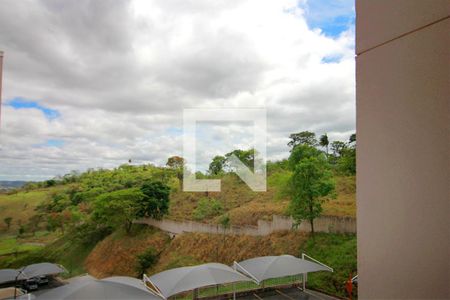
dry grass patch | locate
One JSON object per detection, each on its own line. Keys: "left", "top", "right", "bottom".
{"left": 169, "top": 175, "right": 285, "bottom": 224}
{"left": 225, "top": 200, "right": 288, "bottom": 226}
{"left": 323, "top": 176, "right": 355, "bottom": 217}
{"left": 0, "top": 188, "right": 60, "bottom": 231}
{"left": 151, "top": 231, "right": 308, "bottom": 274}
{"left": 85, "top": 227, "right": 170, "bottom": 278}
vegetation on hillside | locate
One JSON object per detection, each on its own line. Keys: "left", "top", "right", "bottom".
{"left": 0, "top": 130, "right": 356, "bottom": 298}
{"left": 85, "top": 225, "right": 170, "bottom": 278}
{"left": 301, "top": 233, "right": 357, "bottom": 298}
{"left": 288, "top": 144, "right": 335, "bottom": 234}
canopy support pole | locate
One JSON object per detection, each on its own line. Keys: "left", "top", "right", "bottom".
{"left": 301, "top": 253, "right": 333, "bottom": 272}
{"left": 143, "top": 274, "right": 166, "bottom": 299}
{"left": 302, "top": 273, "right": 306, "bottom": 291}
{"left": 14, "top": 269, "right": 26, "bottom": 299}
{"left": 233, "top": 262, "right": 260, "bottom": 285}
{"left": 233, "top": 264, "right": 236, "bottom": 300}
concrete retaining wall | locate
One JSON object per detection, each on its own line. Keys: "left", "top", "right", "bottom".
{"left": 135, "top": 215, "right": 356, "bottom": 236}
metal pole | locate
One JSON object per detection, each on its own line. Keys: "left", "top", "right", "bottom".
{"left": 301, "top": 253, "right": 306, "bottom": 291}
{"left": 233, "top": 263, "right": 237, "bottom": 300}
{"left": 302, "top": 273, "right": 306, "bottom": 291}
{"left": 14, "top": 269, "right": 25, "bottom": 300}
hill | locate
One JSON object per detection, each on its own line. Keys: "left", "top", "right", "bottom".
{"left": 0, "top": 181, "right": 27, "bottom": 190}
{"left": 0, "top": 162, "right": 356, "bottom": 298}
{"left": 0, "top": 188, "right": 62, "bottom": 231}
{"left": 0, "top": 168, "right": 355, "bottom": 234}
{"left": 84, "top": 226, "right": 355, "bottom": 297}
{"left": 169, "top": 173, "right": 355, "bottom": 226}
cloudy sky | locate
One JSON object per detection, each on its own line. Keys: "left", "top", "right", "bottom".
{"left": 0, "top": 0, "right": 355, "bottom": 181}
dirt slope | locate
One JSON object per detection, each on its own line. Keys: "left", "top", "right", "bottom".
{"left": 85, "top": 227, "right": 170, "bottom": 278}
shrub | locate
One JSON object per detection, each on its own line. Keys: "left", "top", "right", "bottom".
{"left": 136, "top": 247, "right": 158, "bottom": 277}
{"left": 192, "top": 198, "right": 223, "bottom": 221}
{"left": 300, "top": 233, "right": 357, "bottom": 298}
{"left": 18, "top": 225, "right": 25, "bottom": 236}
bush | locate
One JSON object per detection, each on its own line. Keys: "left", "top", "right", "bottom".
{"left": 136, "top": 247, "right": 158, "bottom": 277}
{"left": 18, "top": 225, "right": 25, "bottom": 236}
{"left": 193, "top": 198, "right": 223, "bottom": 221}
{"left": 300, "top": 233, "right": 357, "bottom": 298}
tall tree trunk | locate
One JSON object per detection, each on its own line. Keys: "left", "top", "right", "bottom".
{"left": 310, "top": 218, "right": 315, "bottom": 236}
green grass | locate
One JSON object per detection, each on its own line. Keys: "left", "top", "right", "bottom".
{"left": 0, "top": 225, "right": 112, "bottom": 278}
{"left": 300, "top": 233, "right": 357, "bottom": 298}
{"left": 0, "top": 235, "right": 44, "bottom": 255}
{"left": 0, "top": 188, "right": 59, "bottom": 232}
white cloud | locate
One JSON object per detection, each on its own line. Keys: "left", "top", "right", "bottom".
{"left": 0, "top": 0, "right": 355, "bottom": 180}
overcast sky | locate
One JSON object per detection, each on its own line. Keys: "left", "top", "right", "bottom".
{"left": 0, "top": 0, "right": 355, "bottom": 181}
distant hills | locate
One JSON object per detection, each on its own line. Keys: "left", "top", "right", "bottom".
{"left": 0, "top": 181, "right": 27, "bottom": 189}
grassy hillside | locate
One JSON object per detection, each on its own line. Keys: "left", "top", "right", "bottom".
{"left": 0, "top": 235, "right": 44, "bottom": 256}
{"left": 169, "top": 173, "right": 355, "bottom": 226}
{"left": 0, "top": 188, "right": 61, "bottom": 231}
{"left": 169, "top": 174, "right": 289, "bottom": 225}
{"left": 82, "top": 227, "right": 309, "bottom": 277}
{"left": 85, "top": 226, "right": 170, "bottom": 278}
{"left": 0, "top": 164, "right": 356, "bottom": 298}
{"left": 0, "top": 170, "right": 355, "bottom": 236}
{"left": 1, "top": 224, "right": 356, "bottom": 298}
{"left": 85, "top": 228, "right": 356, "bottom": 298}
{"left": 152, "top": 230, "right": 309, "bottom": 273}
{"left": 323, "top": 175, "right": 356, "bottom": 217}
{"left": 301, "top": 233, "right": 357, "bottom": 297}
{"left": 0, "top": 224, "right": 112, "bottom": 277}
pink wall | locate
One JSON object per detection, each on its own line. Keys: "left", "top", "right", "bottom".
{"left": 356, "top": 1, "right": 449, "bottom": 298}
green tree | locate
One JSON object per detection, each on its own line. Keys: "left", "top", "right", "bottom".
{"left": 138, "top": 181, "right": 170, "bottom": 219}
{"left": 225, "top": 149, "right": 256, "bottom": 171}
{"left": 92, "top": 188, "right": 145, "bottom": 234}
{"left": 45, "top": 179, "right": 56, "bottom": 187}
{"left": 136, "top": 247, "right": 158, "bottom": 277}
{"left": 288, "top": 131, "right": 317, "bottom": 149}
{"left": 338, "top": 133, "right": 356, "bottom": 175}
{"left": 208, "top": 155, "right": 226, "bottom": 175}
{"left": 288, "top": 145, "right": 335, "bottom": 235}
{"left": 319, "top": 133, "right": 330, "bottom": 155}
{"left": 4, "top": 217, "right": 12, "bottom": 231}
{"left": 47, "top": 212, "right": 66, "bottom": 234}
{"left": 349, "top": 133, "right": 356, "bottom": 144}
{"left": 166, "top": 156, "right": 184, "bottom": 169}
{"left": 28, "top": 214, "right": 43, "bottom": 236}
{"left": 166, "top": 156, "right": 184, "bottom": 188}
{"left": 338, "top": 147, "right": 356, "bottom": 175}
{"left": 330, "top": 141, "right": 347, "bottom": 157}
{"left": 18, "top": 225, "right": 25, "bottom": 236}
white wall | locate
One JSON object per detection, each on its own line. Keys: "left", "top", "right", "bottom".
{"left": 356, "top": 1, "right": 449, "bottom": 298}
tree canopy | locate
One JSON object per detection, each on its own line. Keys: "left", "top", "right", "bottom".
{"left": 92, "top": 188, "right": 145, "bottom": 233}
{"left": 288, "top": 131, "right": 317, "bottom": 148}
{"left": 288, "top": 144, "right": 335, "bottom": 234}
{"left": 138, "top": 181, "right": 170, "bottom": 219}
{"left": 208, "top": 155, "right": 226, "bottom": 175}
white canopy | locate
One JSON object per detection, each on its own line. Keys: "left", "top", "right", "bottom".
{"left": 235, "top": 255, "right": 332, "bottom": 283}
{"left": 0, "top": 269, "right": 27, "bottom": 284}
{"left": 36, "top": 275, "right": 160, "bottom": 300}
{"left": 0, "top": 263, "right": 66, "bottom": 284}
{"left": 19, "top": 262, "right": 66, "bottom": 278}
{"left": 145, "top": 263, "right": 252, "bottom": 299}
